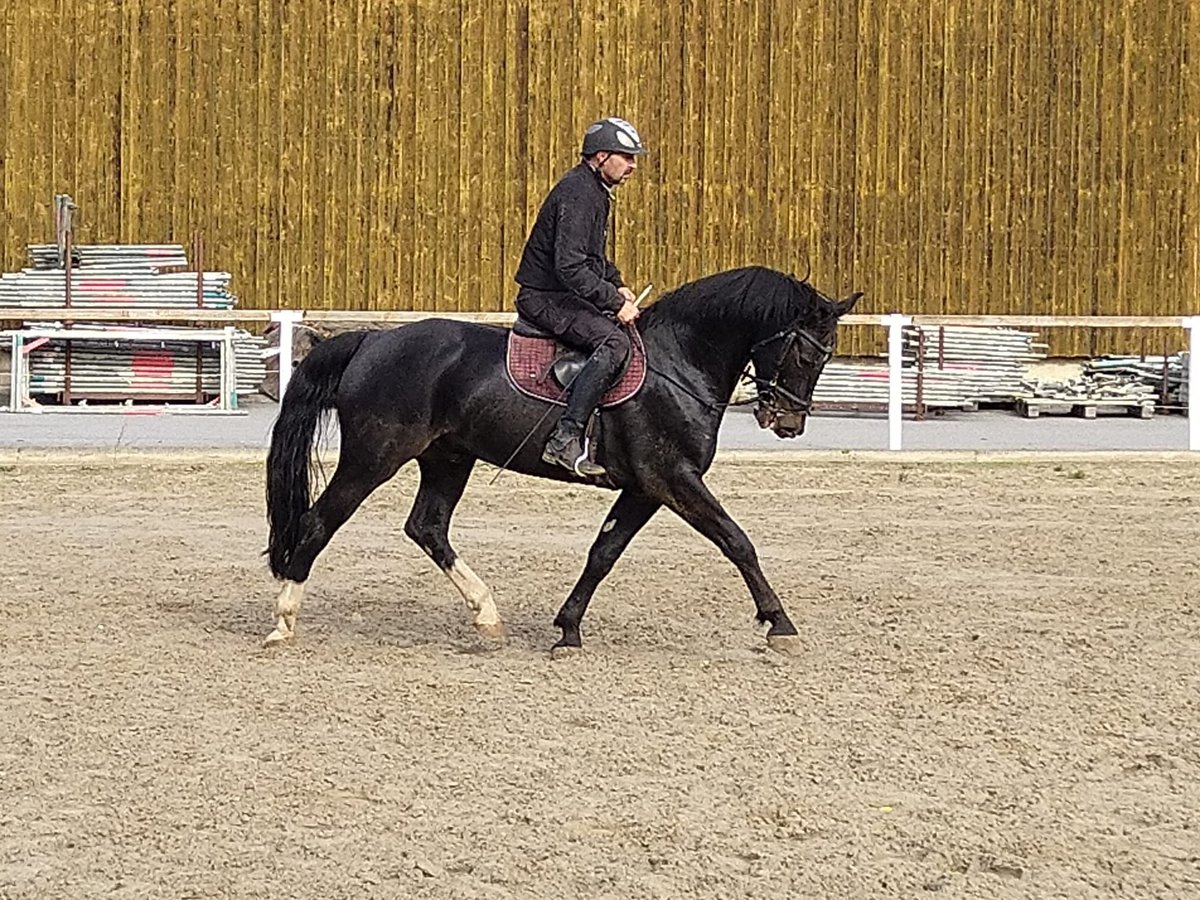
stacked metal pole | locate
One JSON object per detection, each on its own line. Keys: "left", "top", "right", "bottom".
{"left": 811, "top": 326, "right": 1046, "bottom": 411}
{"left": 3, "top": 202, "right": 263, "bottom": 407}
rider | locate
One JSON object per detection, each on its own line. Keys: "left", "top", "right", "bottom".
{"left": 514, "top": 116, "right": 646, "bottom": 477}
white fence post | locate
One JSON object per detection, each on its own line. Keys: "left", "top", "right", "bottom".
{"left": 882, "top": 313, "right": 912, "bottom": 450}
{"left": 7, "top": 333, "right": 24, "bottom": 411}
{"left": 271, "top": 310, "right": 304, "bottom": 401}
{"left": 1186, "top": 316, "right": 1200, "bottom": 451}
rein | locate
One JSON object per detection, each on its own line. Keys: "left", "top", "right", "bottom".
{"left": 643, "top": 321, "right": 833, "bottom": 417}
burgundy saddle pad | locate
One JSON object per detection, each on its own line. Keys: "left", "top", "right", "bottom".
{"left": 505, "top": 327, "right": 646, "bottom": 407}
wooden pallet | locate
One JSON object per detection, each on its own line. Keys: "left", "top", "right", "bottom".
{"left": 1016, "top": 397, "right": 1155, "bottom": 419}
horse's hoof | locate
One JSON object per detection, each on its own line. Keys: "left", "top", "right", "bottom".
{"left": 474, "top": 620, "right": 506, "bottom": 642}
{"left": 550, "top": 643, "right": 584, "bottom": 661}
{"left": 766, "top": 633, "right": 804, "bottom": 655}
{"left": 263, "top": 627, "right": 293, "bottom": 647}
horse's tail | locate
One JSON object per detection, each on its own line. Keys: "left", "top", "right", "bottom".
{"left": 266, "top": 330, "right": 369, "bottom": 578}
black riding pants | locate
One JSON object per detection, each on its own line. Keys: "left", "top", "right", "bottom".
{"left": 515, "top": 287, "right": 632, "bottom": 427}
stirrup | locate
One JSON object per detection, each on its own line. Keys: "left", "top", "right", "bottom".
{"left": 570, "top": 437, "right": 606, "bottom": 477}
{"left": 542, "top": 433, "right": 606, "bottom": 477}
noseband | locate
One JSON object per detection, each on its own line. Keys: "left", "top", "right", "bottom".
{"left": 745, "top": 324, "right": 833, "bottom": 418}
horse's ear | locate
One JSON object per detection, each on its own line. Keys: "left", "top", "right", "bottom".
{"left": 836, "top": 291, "right": 863, "bottom": 316}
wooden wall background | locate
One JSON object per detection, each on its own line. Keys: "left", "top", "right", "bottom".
{"left": 2, "top": 0, "right": 1197, "bottom": 355}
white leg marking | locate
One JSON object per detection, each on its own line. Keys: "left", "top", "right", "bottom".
{"left": 446, "top": 559, "right": 502, "bottom": 631}
{"left": 264, "top": 580, "right": 306, "bottom": 645}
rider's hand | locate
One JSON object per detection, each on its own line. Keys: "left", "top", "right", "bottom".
{"left": 616, "top": 299, "right": 641, "bottom": 324}
{"left": 617, "top": 286, "right": 637, "bottom": 304}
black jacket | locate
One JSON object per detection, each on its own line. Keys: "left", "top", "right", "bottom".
{"left": 515, "top": 163, "right": 624, "bottom": 312}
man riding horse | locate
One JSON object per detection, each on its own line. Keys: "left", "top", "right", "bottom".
{"left": 514, "top": 116, "right": 646, "bottom": 478}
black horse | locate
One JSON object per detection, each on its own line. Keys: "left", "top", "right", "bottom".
{"left": 265, "top": 265, "right": 860, "bottom": 651}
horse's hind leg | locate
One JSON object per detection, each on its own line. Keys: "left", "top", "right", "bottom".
{"left": 405, "top": 454, "right": 503, "bottom": 640}
{"left": 266, "top": 458, "right": 400, "bottom": 645}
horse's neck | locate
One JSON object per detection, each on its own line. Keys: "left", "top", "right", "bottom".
{"left": 645, "top": 319, "right": 755, "bottom": 403}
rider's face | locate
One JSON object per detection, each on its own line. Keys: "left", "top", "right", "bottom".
{"left": 596, "top": 152, "right": 638, "bottom": 186}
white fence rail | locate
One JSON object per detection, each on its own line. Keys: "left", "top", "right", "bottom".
{"left": 2, "top": 307, "right": 1196, "bottom": 450}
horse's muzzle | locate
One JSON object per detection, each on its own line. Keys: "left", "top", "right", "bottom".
{"left": 773, "top": 414, "right": 807, "bottom": 438}
{"left": 755, "top": 405, "right": 807, "bottom": 438}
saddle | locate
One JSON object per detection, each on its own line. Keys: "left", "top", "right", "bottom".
{"left": 505, "top": 318, "right": 646, "bottom": 407}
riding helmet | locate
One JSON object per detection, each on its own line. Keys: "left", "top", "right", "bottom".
{"left": 581, "top": 117, "right": 646, "bottom": 157}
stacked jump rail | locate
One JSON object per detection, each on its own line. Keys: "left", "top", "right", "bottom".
{"left": 0, "top": 236, "right": 262, "bottom": 411}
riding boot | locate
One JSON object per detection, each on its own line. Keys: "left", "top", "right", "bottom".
{"left": 542, "top": 418, "right": 605, "bottom": 477}
{"left": 542, "top": 349, "right": 622, "bottom": 477}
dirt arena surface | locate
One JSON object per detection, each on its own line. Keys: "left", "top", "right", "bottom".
{"left": 1, "top": 450, "right": 1198, "bottom": 898}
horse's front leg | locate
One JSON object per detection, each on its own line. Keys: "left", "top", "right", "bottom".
{"left": 662, "top": 472, "right": 801, "bottom": 654}
{"left": 553, "top": 490, "right": 661, "bottom": 652}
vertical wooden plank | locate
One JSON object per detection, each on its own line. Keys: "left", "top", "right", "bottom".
{"left": 750, "top": 0, "right": 770, "bottom": 271}
{"left": 1, "top": 0, "right": 28, "bottom": 265}
{"left": 790, "top": 0, "right": 817, "bottom": 291}
{"left": 94, "top": 0, "right": 124, "bottom": 245}
{"left": 1047, "top": 0, "right": 1073, "bottom": 330}
{"left": 256, "top": 0, "right": 280, "bottom": 308}
{"left": 1157, "top": 0, "right": 1186, "bottom": 324}
{"left": 342, "top": 0, "right": 359, "bottom": 311}
{"left": 501, "top": 0, "right": 528, "bottom": 306}
{"left": 364, "top": 0, "right": 392, "bottom": 311}
{"left": 632, "top": 0, "right": 656, "bottom": 288}
{"left": 894, "top": 0, "right": 920, "bottom": 312}
{"left": 231, "top": 0, "right": 261, "bottom": 305}
{"left": 682, "top": 0, "right": 707, "bottom": 283}
{"left": 45, "top": 0, "right": 60, "bottom": 221}
{"left": 526, "top": 0, "right": 551, "bottom": 221}
{"left": 165, "top": 0, "right": 183, "bottom": 245}
{"left": 1073, "top": 1, "right": 1101, "bottom": 354}
{"left": 725, "top": 0, "right": 745, "bottom": 271}
{"left": 950, "top": 0, "right": 970, "bottom": 317}
{"left": 1077, "top": 0, "right": 1107, "bottom": 353}
{"left": 915, "top": 0, "right": 943, "bottom": 319}
{"left": 1094, "top": 0, "right": 1124, "bottom": 353}
{"left": 194, "top": 0, "right": 215, "bottom": 252}
{"left": 32, "top": 2, "right": 56, "bottom": 239}
{"left": 351, "top": 0, "right": 369, "bottom": 311}
{"left": 411, "top": 2, "right": 434, "bottom": 307}
{"left": 701, "top": 0, "right": 725, "bottom": 273}
{"left": 316, "top": 0, "right": 337, "bottom": 311}
{"left": 395, "top": 0, "right": 417, "bottom": 309}
{"left": 851, "top": 0, "right": 877, "bottom": 327}
{"left": 963, "top": 0, "right": 988, "bottom": 318}
{"left": 875, "top": 0, "right": 896, "bottom": 311}
{"left": 1186, "top": 0, "right": 1200, "bottom": 325}
{"left": 478, "top": 0, "right": 505, "bottom": 309}
{"left": 146, "top": 0, "right": 170, "bottom": 242}
{"left": 364, "top": 0, "right": 385, "bottom": 309}
{"left": 987, "top": 0, "right": 1011, "bottom": 322}
{"left": 275, "top": 0, "right": 297, "bottom": 308}
{"left": 459, "top": 0, "right": 484, "bottom": 311}
{"left": 0, "top": 0, "right": 9, "bottom": 267}
{"left": 441, "top": 4, "right": 462, "bottom": 311}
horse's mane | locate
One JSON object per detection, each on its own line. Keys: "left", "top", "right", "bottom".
{"left": 640, "top": 265, "right": 837, "bottom": 337}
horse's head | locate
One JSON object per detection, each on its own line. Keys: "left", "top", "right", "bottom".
{"left": 750, "top": 290, "right": 862, "bottom": 438}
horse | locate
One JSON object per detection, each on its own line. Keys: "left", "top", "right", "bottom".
{"left": 264, "top": 265, "right": 861, "bottom": 652}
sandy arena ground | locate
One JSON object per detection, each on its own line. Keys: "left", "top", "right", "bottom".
{"left": 1, "top": 451, "right": 1198, "bottom": 899}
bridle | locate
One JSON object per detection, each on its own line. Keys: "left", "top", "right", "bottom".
{"left": 744, "top": 323, "right": 834, "bottom": 418}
